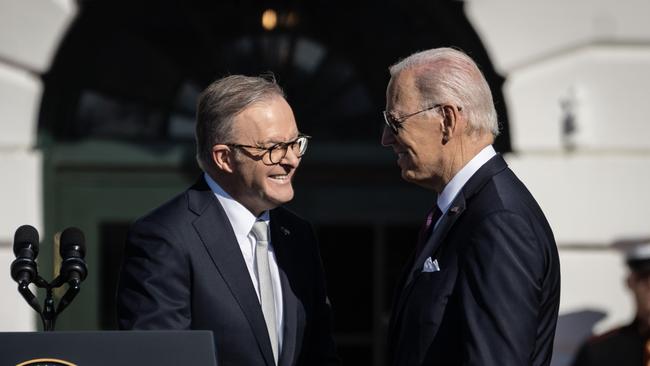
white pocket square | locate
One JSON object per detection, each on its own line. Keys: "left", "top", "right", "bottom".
{"left": 422, "top": 257, "right": 440, "bottom": 272}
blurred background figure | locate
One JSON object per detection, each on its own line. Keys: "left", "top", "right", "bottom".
{"left": 572, "top": 239, "right": 650, "bottom": 366}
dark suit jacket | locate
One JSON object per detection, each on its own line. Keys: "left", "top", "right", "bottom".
{"left": 117, "top": 177, "right": 339, "bottom": 366}
{"left": 388, "top": 154, "right": 561, "bottom": 366}
{"left": 571, "top": 319, "right": 645, "bottom": 366}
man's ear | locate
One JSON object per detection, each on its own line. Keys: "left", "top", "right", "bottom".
{"left": 212, "top": 145, "right": 235, "bottom": 173}
{"left": 440, "top": 105, "right": 460, "bottom": 143}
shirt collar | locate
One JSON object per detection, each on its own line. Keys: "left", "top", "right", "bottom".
{"left": 204, "top": 173, "right": 270, "bottom": 237}
{"left": 437, "top": 145, "right": 496, "bottom": 214}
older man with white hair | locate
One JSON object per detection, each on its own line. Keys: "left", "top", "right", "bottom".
{"left": 382, "top": 47, "right": 561, "bottom": 366}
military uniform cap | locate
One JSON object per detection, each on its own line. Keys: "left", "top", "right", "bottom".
{"left": 613, "top": 237, "right": 650, "bottom": 273}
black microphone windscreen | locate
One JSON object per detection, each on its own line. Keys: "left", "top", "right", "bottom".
{"left": 13, "top": 225, "right": 39, "bottom": 257}
{"left": 60, "top": 227, "right": 86, "bottom": 258}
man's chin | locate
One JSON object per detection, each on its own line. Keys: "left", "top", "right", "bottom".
{"left": 401, "top": 170, "right": 437, "bottom": 190}
{"left": 265, "top": 188, "right": 294, "bottom": 207}
{"left": 401, "top": 169, "right": 418, "bottom": 183}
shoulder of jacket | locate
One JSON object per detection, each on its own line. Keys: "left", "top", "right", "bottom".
{"left": 585, "top": 324, "right": 633, "bottom": 345}
{"left": 272, "top": 206, "right": 309, "bottom": 224}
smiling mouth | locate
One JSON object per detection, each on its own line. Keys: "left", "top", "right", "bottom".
{"left": 269, "top": 174, "right": 290, "bottom": 182}
{"left": 395, "top": 151, "right": 409, "bottom": 159}
{"left": 395, "top": 151, "right": 410, "bottom": 166}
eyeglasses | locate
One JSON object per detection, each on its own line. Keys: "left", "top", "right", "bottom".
{"left": 382, "top": 104, "right": 443, "bottom": 135}
{"left": 383, "top": 104, "right": 463, "bottom": 135}
{"left": 224, "top": 134, "right": 311, "bottom": 164}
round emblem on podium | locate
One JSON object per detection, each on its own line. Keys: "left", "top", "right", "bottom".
{"left": 16, "top": 358, "right": 76, "bottom": 366}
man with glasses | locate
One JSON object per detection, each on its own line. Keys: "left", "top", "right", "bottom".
{"left": 382, "top": 48, "right": 560, "bottom": 366}
{"left": 118, "top": 75, "right": 339, "bottom": 366}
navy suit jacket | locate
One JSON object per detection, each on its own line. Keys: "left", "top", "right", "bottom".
{"left": 117, "top": 177, "right": 339, "bottom": 366}
{"left": 388, "top": 154, "right": 561, "bottom": 366}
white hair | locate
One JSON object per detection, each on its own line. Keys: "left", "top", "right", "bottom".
{"left": 389, "top": 47, "right": 499, "bottom": 137}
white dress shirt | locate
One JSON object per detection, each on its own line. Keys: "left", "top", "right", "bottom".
{"left": 434, "top": 145, "right": 497, "bottom": 228}
{"left": 204, "top": 173, "right": 284, "bottom": 350}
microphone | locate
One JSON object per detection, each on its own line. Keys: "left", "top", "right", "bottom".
{"left": 59, "top": 227, "right": 88, "bottom": 285}
{"left": 11, "top": 225, "right": 40, "bottom": 286}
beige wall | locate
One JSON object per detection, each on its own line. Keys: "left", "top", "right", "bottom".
{"left": 0, "top": 0, "right": 76, "bottom": 331}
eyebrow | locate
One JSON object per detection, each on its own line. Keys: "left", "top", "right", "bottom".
{"left": 258, "top": 135, "right": 300, "bottom": 146}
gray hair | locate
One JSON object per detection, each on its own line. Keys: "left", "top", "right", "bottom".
{"left": 389, "top": 47, "right": 499, "bottom": 137}
{"left": 195, "top": 74, "right": 285, "bottom": 171}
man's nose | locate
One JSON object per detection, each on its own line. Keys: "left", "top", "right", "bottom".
{"left": 381, "top": 126, "right": 396, "bottom": 146}
{"left": 280, "top": 146, "right": 300, "bottom": 167}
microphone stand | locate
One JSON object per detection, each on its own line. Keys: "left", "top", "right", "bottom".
{"left": 18, "top": 274, "right": 82, "bottom": 331}
{"left": 12, "top": 226, "right": 87, "bottom": 332}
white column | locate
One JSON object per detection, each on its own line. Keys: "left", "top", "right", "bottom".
{"left": 0, "top": 0, "right": 76, "bottom": 331}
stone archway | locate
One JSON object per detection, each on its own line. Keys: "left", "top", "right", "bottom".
{"left": 0, "top": 0, "right": 77, "bottom": 331}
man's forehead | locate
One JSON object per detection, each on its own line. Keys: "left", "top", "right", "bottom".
{"left": 232, "top": 125, "right": 297, "bottom": 143}
{"left": 231, "top": 105, "right": 297, "bottom": 143}
{"left": 387, "top": 71, "right": 419, "bottom": 107}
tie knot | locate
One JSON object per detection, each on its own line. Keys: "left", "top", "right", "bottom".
{"left": 251, "top": 220, "right": 270, "bottom": 244}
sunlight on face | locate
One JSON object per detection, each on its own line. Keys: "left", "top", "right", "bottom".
{"left": 228, "top": 96, "right": 301, "bottom": 216}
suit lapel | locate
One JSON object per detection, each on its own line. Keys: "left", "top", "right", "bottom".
{"left": 405, "top": 154, "right": 508, "bottom": 288}
{"left": 269, "top": 210, "right": 303, "bottom": 366}
{"left": 389, "top": 154, "right": 510, "bottom": 342}
{"left": 409, "top": 198, "right": 465, "bottom": 283}
{"left": 391, "top": 194, "right": 466, "bottom": 328}
{"left": 188, "top": 178, "right": 276, "bottom": 366}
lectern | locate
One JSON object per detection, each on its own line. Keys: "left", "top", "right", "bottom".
{"left": 0, "top": 330, "right": 217, "bottom": 366}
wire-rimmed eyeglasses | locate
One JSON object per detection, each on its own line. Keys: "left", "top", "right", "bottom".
{"left": 224, "top": 134, "right": 311, "bottom": 164}
{"left": 382, "top": 104, "right": 443, "bottom": 135}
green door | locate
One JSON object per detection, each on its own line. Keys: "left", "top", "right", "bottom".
{"left": 41, "top": 140, "right": 198, "bottom": 330}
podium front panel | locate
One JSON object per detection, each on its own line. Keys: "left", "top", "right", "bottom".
{"left": 0, "top": 330, "right": 217, "bottom": 366}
